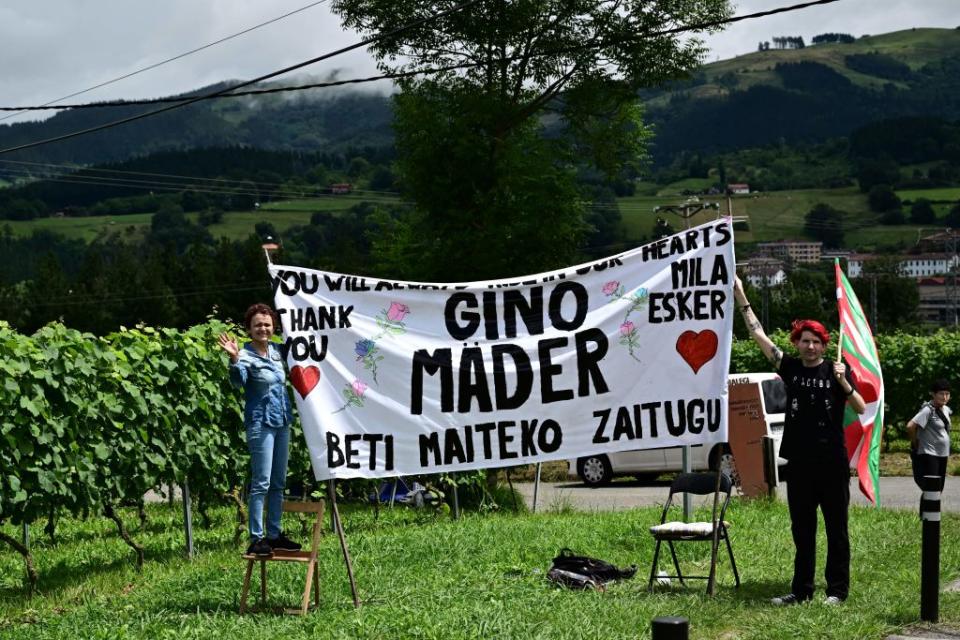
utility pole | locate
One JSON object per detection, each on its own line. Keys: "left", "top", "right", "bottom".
{"left": 652, "top": 197, "right": 720, "bottom": 521}
{"left": 949, "top": 232, "right": 959, "bottom": 327}
{"left": 653, "top": 197, "right": 721, "bottom": 232}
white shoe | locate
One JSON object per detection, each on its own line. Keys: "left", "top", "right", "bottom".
{"left": 823, "top": 595, "right": 843, "bottom": 605}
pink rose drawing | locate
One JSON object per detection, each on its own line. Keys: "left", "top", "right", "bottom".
{"left": 375, "top": 301, "right": 412, "bottom": 337}
{"left": 602, "top": 280, "right": 621, "bottom": 296}
{"left": 351, "top": 379, "right": 368, "bottom": 397}
{"left": 618, "top": 321, "right": 642, "bottom": 363}
{"left": 386, "top": 302, "right": 410, "bottom": 322}
{"left": 333, "top": 378, "right": 368, "bottom": 413}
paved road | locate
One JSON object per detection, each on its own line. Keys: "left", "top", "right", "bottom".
{"left": 515, "top": 476, "right": 960, "bottom": 513}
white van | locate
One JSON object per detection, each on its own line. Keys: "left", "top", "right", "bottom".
{"left": 570, "top": 372, "right": 786, "bottom": 485}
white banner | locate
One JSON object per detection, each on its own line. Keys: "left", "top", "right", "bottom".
{"left": 270, "top": 219, "right": 736, "bottom": 480}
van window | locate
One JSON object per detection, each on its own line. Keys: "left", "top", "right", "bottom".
{"left": 761, "top": 378, "right": 787, "bottom": 413}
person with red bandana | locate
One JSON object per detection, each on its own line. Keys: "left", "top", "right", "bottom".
{"left": 733, "top": 277, "right": 865, "bottom": 606}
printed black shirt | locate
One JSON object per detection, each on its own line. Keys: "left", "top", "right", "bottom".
{"left": 777, "top": 355, "right": 857, "bottom": 464}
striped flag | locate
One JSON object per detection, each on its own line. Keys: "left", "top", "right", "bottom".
{"left": 835, "top": 259, "right": 884, "bottom": 505}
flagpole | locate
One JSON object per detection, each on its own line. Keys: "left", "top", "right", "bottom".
{"left": 836, "top": 324, "right": 843, "bottom": 362}
{"left": 835, "top": 259, "right": 843, "bottom": 362}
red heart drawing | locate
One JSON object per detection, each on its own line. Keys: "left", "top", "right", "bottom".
{"left": 676, "top": 330, "right": 718, "bottom": 374}
{"left": 290, "top": 365, "right": 321, "bottom": 398}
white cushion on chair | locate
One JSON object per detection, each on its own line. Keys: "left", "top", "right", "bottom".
{"left": 650, "top": 521, "right": 730, "bottom": 536}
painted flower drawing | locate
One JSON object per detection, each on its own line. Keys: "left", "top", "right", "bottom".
{"left": 603, "top": 280, "right": 649, "bottom": 362}
{"left": 354, "top": 338, "right": 384, "bottom": 384}
{"left": 333, "top": 378, "right": 368, "bottom": 414}
{"left": 602, "top": 280, "right": 621, "bottom": 296}
{"left": 375, "top": 301, "right": 411, "bottom": 337}
{"left": 619, "top": 321, "right": 642, "bottom": 363}
{"left": 621, "top": 287, "right": 649, "bottom": 322}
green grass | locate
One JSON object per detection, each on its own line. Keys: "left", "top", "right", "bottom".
{"left": 2, "top": 184, "right": 955, "bottom": 250}
{"left": 1, "top": 196, "right": 404, "bottom": 243}
{"left": 617, "top": 187, "right": 872, "bottom": 245}
{"left": 616, "top": 186, "right": 960, "bottom": 252}
{"left": 2, "top": 213, "right": 155, "bottom": 243}
{"left": 1, "top": 499, "right": 959, "bottom": 639}
{"left": 897, "top": 187, "right": 960, "bottom": 203}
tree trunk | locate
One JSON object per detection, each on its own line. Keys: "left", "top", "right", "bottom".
{"left": 137, "top": 500, "right": 149, "bottom": 530}
{"left": 45, "top": 507, "right": 57, "bottom": 543}
{"left": 198, "top": 497, "right": 212, "bottom": 530}
{"left": 104, "top": 504, "right": 144, "bottom": 571}
{"left": 0, "top": 529, "right": 38, "bottom": 595}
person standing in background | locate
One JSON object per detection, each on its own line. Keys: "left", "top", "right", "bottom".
{"left": 907, "top": 379, "right": 952, "bottom": 492}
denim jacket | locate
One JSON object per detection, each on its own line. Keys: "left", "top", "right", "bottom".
{"left": 229, "top": 342, "right": 293, "bottom": 429}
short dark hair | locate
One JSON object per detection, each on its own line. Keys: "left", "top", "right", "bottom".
{"left": 789, "top": 319, "right": 830, "bottom": 345}
{"left": 931, "top": 378, "right": 951, "bottom": 393}
{"left": 244, "top": 303, "right": 279, "bottom": 330}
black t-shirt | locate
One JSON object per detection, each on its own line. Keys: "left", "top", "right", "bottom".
{"left": 777, "top": 355, "right": 857, "bottom": 464}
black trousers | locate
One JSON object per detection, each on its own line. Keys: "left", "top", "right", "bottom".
{"left": 785, "top": 459, "right": 850, "bottom": 600}
{"left": 911, "top": 452, "right": 947, "bottom": 492}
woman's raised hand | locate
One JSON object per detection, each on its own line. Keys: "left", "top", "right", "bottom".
{"left": 218, "top": 333, "right": 240, "bottom": 363}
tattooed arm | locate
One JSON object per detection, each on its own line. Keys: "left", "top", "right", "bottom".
{"left": 733, "top": 276, "right": 783, "bottom": 369}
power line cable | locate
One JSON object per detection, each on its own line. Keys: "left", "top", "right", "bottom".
{"left": 0, "top": 0, "right": 844, "bottom": 114}
{"left": 0, "top": 165, "right": 355, "bottom": 197}
{"left": 0, "top": 0, "right": 486, "bottom": 156}
{"left": 0, "top": 66, "right": 462, "bottom": 111}
{"left": 0, "top": 158, "right": 403, "bottom": 197}
{"left": 0, "top": 167, "right": 408, "bottom": 204}
{"left": 0, "top": 1, "right": 330, "bottom": 122}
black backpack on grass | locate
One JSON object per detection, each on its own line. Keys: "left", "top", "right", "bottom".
{"left": 547, "top": 549, "right": 637, "bottom": 590}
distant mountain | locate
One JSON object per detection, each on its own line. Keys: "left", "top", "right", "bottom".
{"left": 2, "top": 28, "right": 958, "bottom": 169}
{"left": 643, "top": 28, "right": 960, "bottom": 162}
{"left": 0, "top": 82, "right": 394, "bottom": 166}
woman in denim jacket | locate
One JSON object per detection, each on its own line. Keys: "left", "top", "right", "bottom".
{"left": 218, "top": 303, "right": 301, "bottom": 557}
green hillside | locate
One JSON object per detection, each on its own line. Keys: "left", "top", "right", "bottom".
{"left": 644, "top": 28, "right": 960, "bottom": 161}
{"left": 693, "top": 28, "right": 960, "bottom": 97}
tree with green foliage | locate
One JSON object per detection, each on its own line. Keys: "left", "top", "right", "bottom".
{"left": 333, "top": 0, "right": 730, "bottom": 280}
{"left": 945, "top": 201, "right": 960, "bottom": 229}
{"left": 855, "top": 157, "right": 900, "bottom": 193}
{"left": 854, "top": 255, "right": 919, "bottom": 331}
{"left": 910, "top": 198, "right": 936, "bottom": 224}
{"left": 804, "top": 203, "right": 845, "bottom": 247}
{"left": 868, "top": 184, "right": 901, "bottom": 213}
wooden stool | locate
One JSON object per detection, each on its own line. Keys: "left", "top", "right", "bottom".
{"left": 239, "top": 500, "right": 325, "bottom": 615}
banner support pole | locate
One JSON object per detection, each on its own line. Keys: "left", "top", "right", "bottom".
{"left": 327, "top": 480, "right": 360, "bottom": 608}
{"left": 532, "top": 463, "right": 542, "bottom": 513}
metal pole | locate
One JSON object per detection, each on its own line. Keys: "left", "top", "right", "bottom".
{"left": 762, "top": 435, "right": 778, "bottom": 496}
{"left": 182, "top": 477, "right": 194, "bottom": 559}
{"left": 921, "top": 474, "right": 941, "bottom": 622}
{"left": 451, "top": 477, "right": 460, "bottom": 520}
{"left": 22, "top": 523, "right": 29, "bottom": 551}
{"left": 532, "top": 463, "right": 542, "bottom": 513}
{"left": 389, "top": 477, "right": 399, "bottom": 508}
{"left": 652, "top": 616, "right": 689, "bottom": 640}
{"left": 681, "top": 210, "right": 694, "bottom": 521}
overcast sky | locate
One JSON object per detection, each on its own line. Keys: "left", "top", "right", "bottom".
{"left": 0, "top": 0, "right": 956, "bottom": 125}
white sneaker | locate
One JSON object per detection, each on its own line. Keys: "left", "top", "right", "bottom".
{"left": 771, "top": 593, "right": 801, "bottom": 606}
{"left": 823, "top": 595, "right": 843, "bottom": 605}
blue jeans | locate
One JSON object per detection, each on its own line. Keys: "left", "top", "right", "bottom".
{"left": 247, "top": 423, "right": 290, "bottom": 541}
